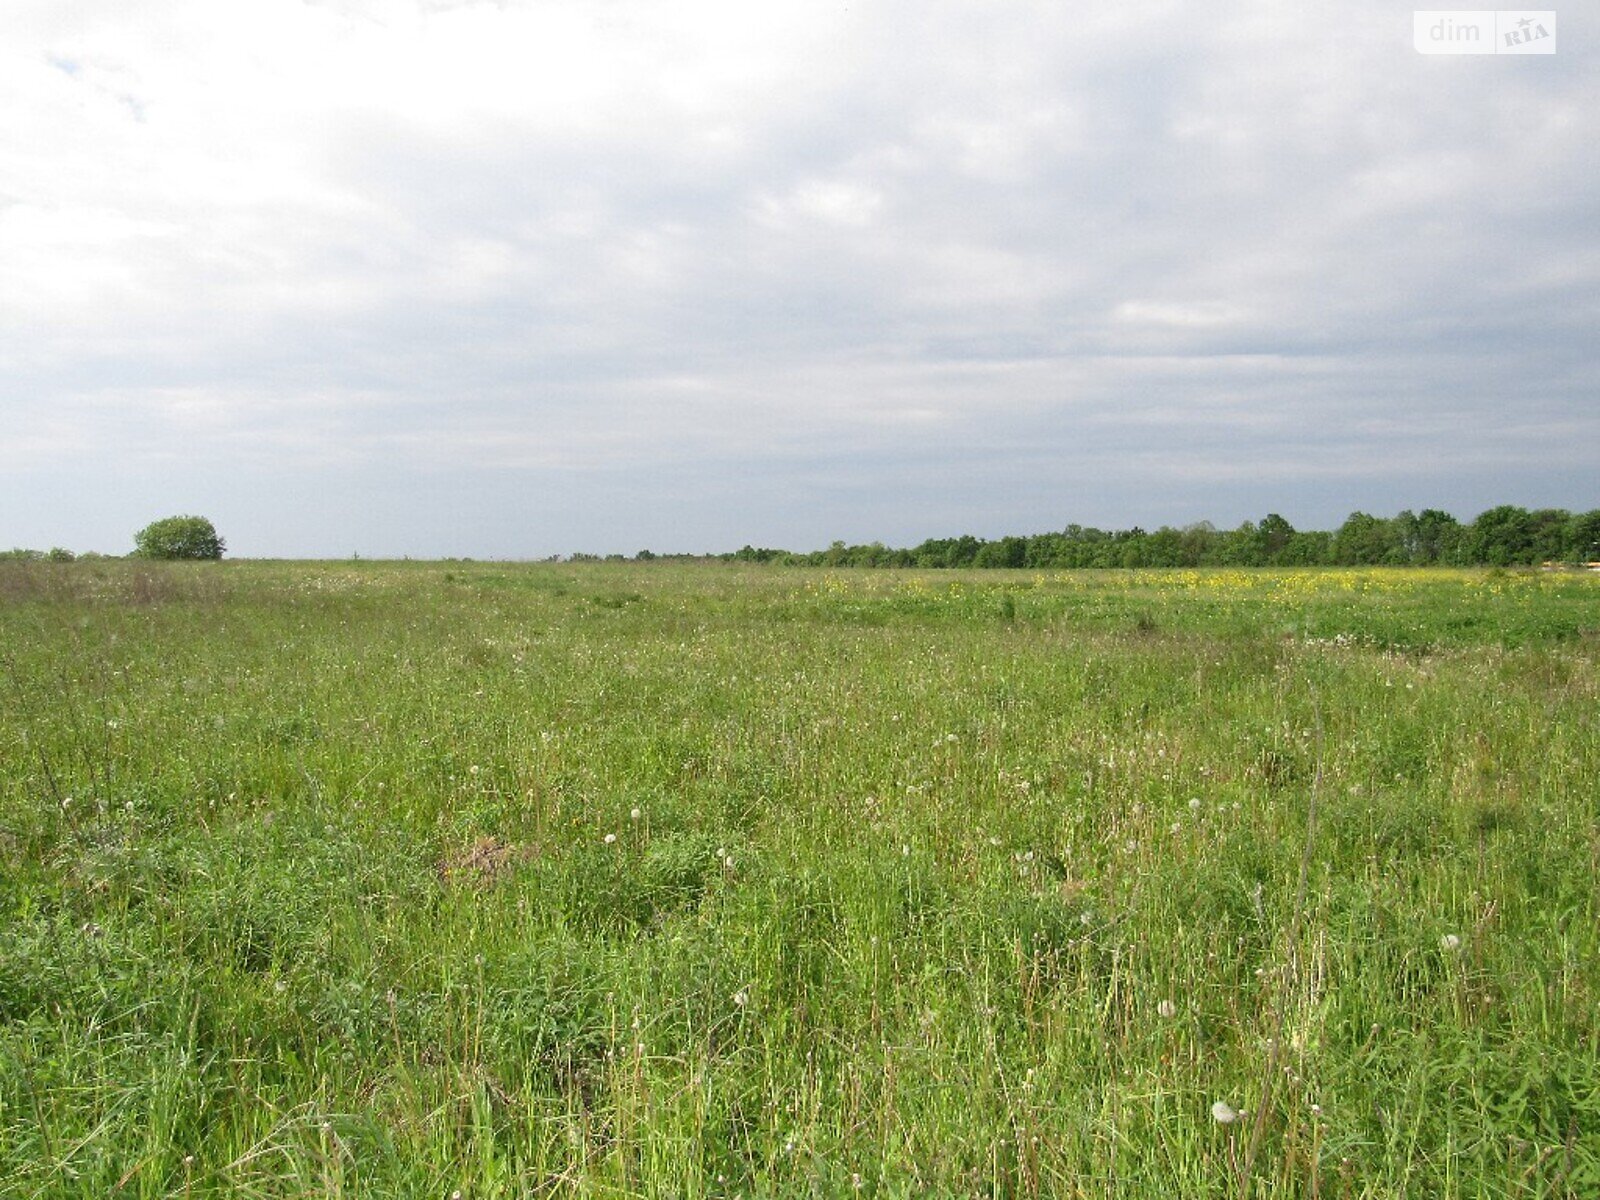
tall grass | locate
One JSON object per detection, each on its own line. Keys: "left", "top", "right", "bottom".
{"left": 2, "top": 561, "right": 1597, "bottom": 1196}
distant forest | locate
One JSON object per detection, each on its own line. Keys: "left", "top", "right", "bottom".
{"left": 681, "top": 506, "right": 1600, "bottom": 569}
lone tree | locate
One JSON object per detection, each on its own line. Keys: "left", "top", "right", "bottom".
{"left": 133, "top": 515, "right": 225, "bottom": 561}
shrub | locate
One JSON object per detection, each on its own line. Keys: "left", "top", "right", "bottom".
{"left": 133, "top": 515, "right": 225, "bottom": 561}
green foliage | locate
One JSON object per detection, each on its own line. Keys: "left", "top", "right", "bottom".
{"left": 133, "top": 514, "right": 225, "bottom": 560}
{"left": 709, "top": 505, "right": 1597, "bottom": 569}
{"left": 1, "top": 561, "right": 1597, "bottom": 1195}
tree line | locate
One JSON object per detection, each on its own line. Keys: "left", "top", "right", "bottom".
{"left": 716, "top": 506, "right": 1600, "bottom": 569}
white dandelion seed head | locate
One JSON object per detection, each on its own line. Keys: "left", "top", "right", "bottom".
{"left": 1157, "top": 999, "right": 1177, "bottom": 1019}
{"left": 1211, "top": 1100, "right": 1240, "bottom": 1124}
{"left": 1440, "top": 933, "right": 1461, "bottom": 951}
{"left": 630, "top": 807, "right": 642, "bottom": 821}
{"left": 603, "top": 832, "right": 617, "bottom": 845}
{"left": 732, "top": 990, "right": 748, "bottom": 1008}
{"left": 1189, "top": 797, "right": 1202, "bottom": 811}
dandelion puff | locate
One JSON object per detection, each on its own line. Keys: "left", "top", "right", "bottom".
{"left": 630, "top": 807, "right": 641, "bottom": 821}
{"left": 1440, "top": 933, "right": 1461, "bottom": 951}
{"left": 1157, "top": 999, "right": 1177, "bottom": 1019}
{"left": 1189, "top": 797, "right": 1202, "bottom": 811}
{"left": 1211, "top": 1100, "right": 1241, "bottom": 1124}
{"left": 603, "top": 832, "right": 617, "bottom": 845}
{"left": 732, "top": 990, "right": 749, "bottom": 1008}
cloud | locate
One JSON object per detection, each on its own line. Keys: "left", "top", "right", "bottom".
{"left": 1, "top": 0, "right": 1595, "bottom": 555}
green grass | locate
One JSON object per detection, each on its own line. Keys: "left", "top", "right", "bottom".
{"left": 2, "top": 560, "right": 1598, "bottom": 1197}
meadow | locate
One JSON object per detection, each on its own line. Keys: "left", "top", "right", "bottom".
{"left": 2, "top": 560, "right": 1597, "bottom": 1198}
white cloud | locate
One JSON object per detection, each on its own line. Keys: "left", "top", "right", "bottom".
{"left": 1, "top": 0, "right": 1595, "bottom": 555}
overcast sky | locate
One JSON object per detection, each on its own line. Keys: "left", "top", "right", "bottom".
{"left": 2, "top": 1, "right": 1595, "bottom": 557}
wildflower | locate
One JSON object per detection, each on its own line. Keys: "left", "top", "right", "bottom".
{"left": 1157, "top": 999, "right": 1177, "bottom": 1019}
{"left": 1440, "top": 933, "right": 1461, "bottom": 952}
{"left": 1189, "top": 797, "right": 1201, "bottom": 811}
{"left": 1211, "top": 1100, "right": 1241, "bottom": 1124}
{"left": 723, "top": 854, "right": 735, "bottom": 869}
{"left": 630, "top": 807, "right": 642, "bottom": 821}
{"left": 603, "top": 832, "right": 617, "bottom": 845}
{"left": 732, "top": 990, "right": 748, "bottom": 1008}
{"left": 946, "top": 733, "right": 958, "bottom": 744}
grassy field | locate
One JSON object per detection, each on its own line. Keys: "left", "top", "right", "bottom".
{"left": 2, "top": 561, "right": 1597, "bottom": 1198}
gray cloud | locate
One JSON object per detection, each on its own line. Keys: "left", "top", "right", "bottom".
{"left": 2, "top": 0, "right": 1595, "bottom": 556}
